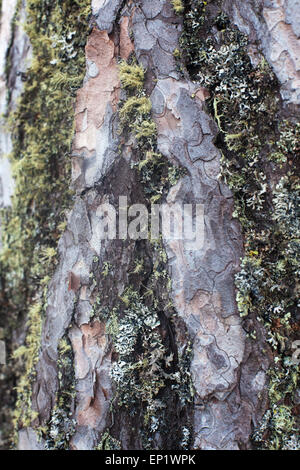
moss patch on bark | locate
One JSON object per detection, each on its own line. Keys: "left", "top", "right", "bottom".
{"left": 0, "top": 0, "right": 91, "bottom": 447}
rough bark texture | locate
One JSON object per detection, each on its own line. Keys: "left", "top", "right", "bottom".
{"left": 0, "top": 0, "right": 299, "bottom": 450}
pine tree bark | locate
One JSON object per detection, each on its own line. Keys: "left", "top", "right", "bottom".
{"left": 0, "top": 0, "right": 299, "bottom": 450}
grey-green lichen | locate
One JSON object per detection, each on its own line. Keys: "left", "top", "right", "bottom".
{"left": 0, "top": 0, "right": 91, "bottom": 447}
{"left": 95, "top": 285, "right": 193, "bottom": 449}
{"left": 110, "top": 289, "right": 192, "bottom": 439}
{"left": 180, "top": 0, "right": 299, "bottom": 450}
{"left": 95, "top": 431, "right": 122, "bottom": 450}
{"left": 43, "top": 336, "right": 76, "bottom": 449}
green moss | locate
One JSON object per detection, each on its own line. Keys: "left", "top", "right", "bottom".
{"left": 0, "top": 0, "right": 91, "bottom": 446}
{"left": 134, "top": 120, "right": 157, "bottom": 140}
{"left": 102, "top": 261, "right": 112, "bottom": 278}
{"left": 180, "top": 0, "right": 300, "bottom": 450}
{"left": 1, "top": 0, "right": 91, "bottom": 303}
{"left": 171, "top": 0, "right": 185, "bottom": 14}
{"left": 119, "top": 96, "right": 152, "bottom": 123}
{"left": 11, "top": 301, "right": 43, "bottom": 438}
{"left": 119, "top": 60, "right": 145, "bottom": 90}
{"left": 173, "top": 48, "right": 181, "bottom": 59}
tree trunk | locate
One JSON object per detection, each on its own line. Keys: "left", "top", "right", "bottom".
{"left": 0, "top": 0, "right": 299, "bottom": 451}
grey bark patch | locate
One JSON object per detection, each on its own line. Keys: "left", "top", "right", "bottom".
{"left": 188, "top": 137, "right": 219, "bottom": 162}
{"left": 76, "top": 301, "right": 92, "bottom": 325}
{"left": 285, "top": 0, "right": 300, "bottom": 37}
{"left": 81, "top": 104, "right": 119, "bottom": 189}
{"left": 150, "top": 87, "right": 165, "bottom": 115}
{"left": 151, "top": 43, "right": 177, "bottom": 77}
{"left": 141, "top": 0, "right": 164, "bottom": 19}
{"left": 147, "top": 18, "right": 180, "bottom": 44}
{"left": 68, "top": 199, "right": 92, "bottom": 245}
{"left": 70, "top": 426, "right": 98, "bottom": 450}
{"left": 94, "top": 0, "right": 123, "bottom": 33}
{"left": 0, "top": 341, "right": 5, "bottom": 365}
{"left": 132, "top": 14, "right": 157, "bottom": 52}
{"left": 132, "top": 9, "right": 180, "bottom": 78}
{"left": 207, "top": 343, "right": 228, "bottom": 370}
{"left": 214, "top": 270, "right": 239, "bottom": 318}
{"left": 18, "top": 428, "right": 45, "bottom": 450}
